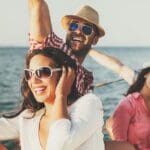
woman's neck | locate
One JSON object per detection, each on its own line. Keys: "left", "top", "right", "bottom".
{"left": 43, "top": 102, "right": 55, "bottom": 119}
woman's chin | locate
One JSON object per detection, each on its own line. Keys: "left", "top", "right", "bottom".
{"left": 34, "top": 95, "right": 47, "bottom": 103}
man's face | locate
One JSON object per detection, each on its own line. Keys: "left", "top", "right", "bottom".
{"left": 66, "top": 19, "right": 99, "bottom": 58}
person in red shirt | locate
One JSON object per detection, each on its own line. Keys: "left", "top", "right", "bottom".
{"left": 107, "top": 66, "right": 150, "bottom": 150}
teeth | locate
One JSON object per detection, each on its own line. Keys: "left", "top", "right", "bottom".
{"left": 34, "top": 87, "right": 46, "bottom": 94}
{"left": 72, "top": 37, "right": 82, "bottom": 42}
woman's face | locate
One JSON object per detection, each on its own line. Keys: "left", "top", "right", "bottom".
{"left": 27, "top": 54, "right": 60, "bottom": 104}
{"left": 144, "top": 72, "right": 150, "bottom": 89}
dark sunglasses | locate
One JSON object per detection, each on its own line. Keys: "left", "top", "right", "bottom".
{"left": 24, "top": 67, "right": 62, "bottom": 81}
{"left": 69, "top": 22, "right": 94, "bottom": 36}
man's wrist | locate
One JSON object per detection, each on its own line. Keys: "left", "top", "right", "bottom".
{"left": 119, "top": 65, "right": 135, "bottom": 85}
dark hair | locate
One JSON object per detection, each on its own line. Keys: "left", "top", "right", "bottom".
{"left": 126, "top": 67, "right": 150, "bottom": 95}
{"left": 4, "top": 47, "right": 78, "bottom": 118}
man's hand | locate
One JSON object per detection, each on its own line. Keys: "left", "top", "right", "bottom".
{"left": 119, "top": 65, "right": 135, "bottom": 85}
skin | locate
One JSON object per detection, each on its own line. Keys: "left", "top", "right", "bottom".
{"left": 28, "top": 0, "right": 135, "bottom": 85}
{"left": 144, "top": 72, "right": 150, "bottom": 89}
{"left": 65, "top": 19, "right": 99, "bottom": 63}
{"left": 28, "top": 0, "right": 98, "bottom": 61}
{"left": 28, "top": 54, "right": 75, "bottom": 149}
{"left": 28, "top": 55, "right": 59, "bottom": 104}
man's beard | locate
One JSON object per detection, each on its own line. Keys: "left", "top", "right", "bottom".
{"left": 66, "top": 38, "right": 91, "bottom": 57}
{"left": 72, "top": 47, "right": 90, "bottom": 57}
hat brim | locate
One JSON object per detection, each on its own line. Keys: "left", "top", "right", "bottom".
{"left": 61, "top": 15, "right": 105, "bottom": 37}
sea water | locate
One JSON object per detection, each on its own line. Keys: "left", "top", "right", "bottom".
{"left": 0, "top": 47, "right": 150, "bottom": 149}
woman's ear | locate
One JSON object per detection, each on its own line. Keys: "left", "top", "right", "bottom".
{"left": 92, "top": 36, "right": 99, "bottom": 45}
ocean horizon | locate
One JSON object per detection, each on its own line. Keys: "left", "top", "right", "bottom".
{"left": 0, "top": 46, "right": 150, "bottom": 149}
{"left": 0, "top": 46, "right": 150, "bottom": 118}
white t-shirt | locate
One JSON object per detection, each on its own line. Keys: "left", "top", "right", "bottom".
{"left": 0, "top": 93, "right": 104, "bottom": 150}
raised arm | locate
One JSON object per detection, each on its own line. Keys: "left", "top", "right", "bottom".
{"left": 28, "top": 0, "right": 52, "bottom": 42}
{"left": 88, "top": 49, "right": 135, "bottom": 85}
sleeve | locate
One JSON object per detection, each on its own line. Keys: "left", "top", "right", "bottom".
{"left": 46, "top": 93, "right": 104, "bottom": 150}
{"left": 112, "top": 97, "right": 135, "bottom": 141}
{"left": 28, "top": 32, "right": 65, "bottom": 51}
{"left": 0, "top": 116, "right": 20, "bottom": 140}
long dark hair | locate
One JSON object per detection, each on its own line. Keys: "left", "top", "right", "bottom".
{"left": 4, "top": 47, "right": 78, "bottom": 118}
{"left": 126, "top": 67, "right": 150, "bottom": 95}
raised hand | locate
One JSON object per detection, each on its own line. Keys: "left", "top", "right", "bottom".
{"left": 55, "top": 66, "right": 75, "bottom": 101}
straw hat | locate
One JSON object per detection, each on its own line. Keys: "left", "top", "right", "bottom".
{"left": 61, "top": 5, "right": 105, "bottom": 37}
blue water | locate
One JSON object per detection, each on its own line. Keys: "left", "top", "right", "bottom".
{"left": 84, "top": 47, "right": 150, "bottom": 118}
{"left": 0, "top": 47, "right": 150, "bottom": 148}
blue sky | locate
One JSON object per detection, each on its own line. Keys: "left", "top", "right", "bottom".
{"left": 0, "top": 0, "right": 150, "bottom": 46}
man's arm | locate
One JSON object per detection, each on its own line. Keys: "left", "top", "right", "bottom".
{"left": 28, "top": 0, "right": 52, "bottom": 42}
{"left": 88, "top": 49, "right": 135, "bottom": 85}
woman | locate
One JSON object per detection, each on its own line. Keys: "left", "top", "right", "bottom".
{"left": 107, "top": 66, "right": 150, "bottom": 150}
{"left": 0, "top": 47, "right": 104, "bottom": 150}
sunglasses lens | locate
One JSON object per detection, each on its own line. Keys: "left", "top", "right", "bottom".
{"left": 82, "top": 25, "right": 93, "bottom": 35}
{"left": 69, "top": 22, "right": 78, "bottom": 31}
{"left": 36, "top": 67, "right": 52, "bottom": 79}
{"left": 24, "top": 70, "right": 32, "bottom": 81}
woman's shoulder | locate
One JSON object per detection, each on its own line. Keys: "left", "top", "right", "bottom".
{"left": 70, "top": 93, "right": 103, "bottom": 109}
{"left": 19, "top": 108, "right": 45, "bottom": 118}
{"left": 117, "top": 92, "right": 141, "bottom": 111}
{"left": 68, "top": 93, "right": 103, "bottom": 121}
{"left": 127, "top": 92, "right": 141, "bottom": 98}
{"left": 124, "top": 92, "right": 142, "bottom": 103}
